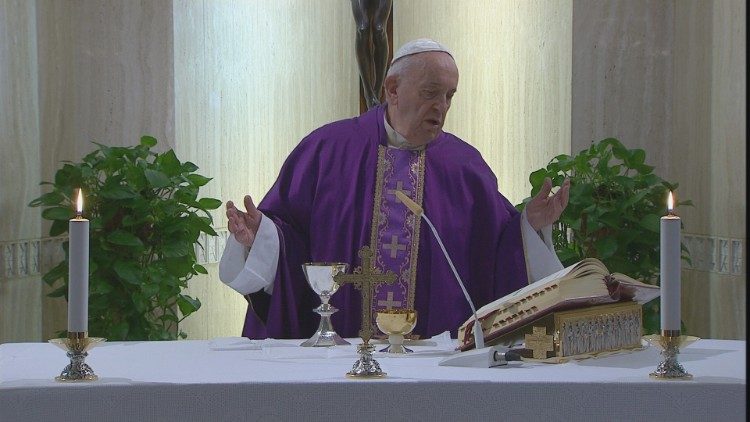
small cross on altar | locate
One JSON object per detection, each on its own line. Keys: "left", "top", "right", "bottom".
{"left": 334, "top": 245, "right": 397, "bottom": 343}
{"left": 525, "top": 326, "right": 554, "bottom": 359}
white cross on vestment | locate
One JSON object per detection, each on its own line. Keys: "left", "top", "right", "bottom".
{"left": 387, "top": 181, "right": 412, "bottom": 202}
{"left": 377, "top": 291, "right": 402, "bottom": 310}
{"left": 383, "top": 234, "right": 407, "bottom": 258}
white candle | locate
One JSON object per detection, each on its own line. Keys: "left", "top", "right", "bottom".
{"left": 659, "top": 191, "right": 681, "bottom": 332}
{"left": 68, "top": 189, "right": 89, "bottom": 333}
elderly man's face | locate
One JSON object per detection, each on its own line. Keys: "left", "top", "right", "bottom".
{"left": 387, "top": 52, "right": 459, "bottom": 146}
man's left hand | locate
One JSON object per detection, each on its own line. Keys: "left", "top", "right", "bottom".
{"left": 526, "top": 177, "right": 570, "bottom": 231}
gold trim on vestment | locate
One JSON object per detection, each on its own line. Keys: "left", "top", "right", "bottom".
{"left": 367, "top": 146, "right": 387, "bottom": 333}
{"left": 407, "top": 151, "right": 426, "bottom": 309}
{"left": 367, "top": 146, "right": 425, "bottom": 322}
{"left": 369, "top": 147, "right": 387, "bottom": 254}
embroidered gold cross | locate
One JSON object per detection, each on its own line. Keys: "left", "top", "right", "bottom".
{"left": 382, "top": 234, "right": 407, "bottom": 258}
{"left": 334, "top": 245, "right": 397, "bottom": 343}
{"left": 525, "top": 326, "right": 554, "bottom": 359}
{"left": 377, "top": 291, "right": 402, "bottom": 310}
{"left": 387, "top": 181, "right": 412, "bottom": 202}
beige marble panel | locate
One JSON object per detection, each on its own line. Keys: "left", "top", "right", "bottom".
{"left": 672, "top": 0, "right": 713, "bottom": 237}
{"left": 681, "top": 269, "right": 711, "bottom": 338}
{"left": 0, "top": 0, "right": 42, "bottom": 342}
{"left": 670, "top": 1, "right": 717, "bottom": 339}
{"left": 710, "top": 0, "right": 746, "bottom": 239}
{"left": 671, "top": 0, "right": 746, "bottom": 241}
{"left": 709, "top": 273, "right": 746, "bottom": 340}
{"left": 173, "top": 0, "right": 358, "bottom": 338}
{"left": 36, "top": 0, "right": 175, "bottom": 181}
{"left": 393, "top": 0, "right": 572, "bottom": 205}
{"left": 0, "top": 277, "right": 42, "bottom": 343}
{"left": 35, "top": 0, "right": 175, "bottom": 339}
{"left": 706, "top": 0, "right": 746, "bottom": 340}
{"left": 41, "top": 283, "right": 67, "bottom": 340}
{"left": 571, "top": 0, "right": 673, "bottom": 161}
{"left": 694, "top": 0, "right": 747, "bottom": 339}
{"left": 684, "top": 270, "right": 746, "bottom": 341}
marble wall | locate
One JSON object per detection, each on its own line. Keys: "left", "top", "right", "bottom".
{"left": 0, "top": 0, "right": 41, "bottom": 342}
{"left": 572, "top": 0, "right": 673, "bottom": 157}
{"left": 704, "top": 0, "right": 745, "bottom": 339}
{"left": 0, "top": 0, "right": 744, "bottom": 342}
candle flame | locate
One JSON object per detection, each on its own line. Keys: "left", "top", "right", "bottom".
{"left": 667, "top": 191, "right": 674, "bottom": 213}
{"left": 76, "top": 189, "right": 84, "bottom": 215}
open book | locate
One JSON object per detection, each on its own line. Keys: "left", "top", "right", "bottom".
{"left": 457, "top": 258, "right": 660, "bottom": 350}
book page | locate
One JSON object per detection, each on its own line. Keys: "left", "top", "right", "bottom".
{"left": 478, "top": 259, "right": 605, "bottom": 315}
{"left": 611, "top": 272, "right": 649, "bottom": 286}
{"left": 500, "top": 262, "right": 577, "bottom": 301}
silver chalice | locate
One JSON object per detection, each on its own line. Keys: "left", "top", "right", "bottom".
{"left": 300, "top": 262, "right": 350, "bottom": 347}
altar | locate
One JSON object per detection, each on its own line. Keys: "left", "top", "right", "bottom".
{"left": 0, "top": 337, "right": 745, "bottom": 421}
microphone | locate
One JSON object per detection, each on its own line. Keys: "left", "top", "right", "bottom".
{"left": 395, "top": 191, "right": 485, "bottom": 350}
{"left": 437, "top": 346, "right": 525, "bottom": 368}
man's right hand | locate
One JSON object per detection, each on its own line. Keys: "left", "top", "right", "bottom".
{"left": 226, "top": 195, "right": 262, "bottom": 248}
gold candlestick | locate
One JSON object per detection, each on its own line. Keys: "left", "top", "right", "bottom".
{"left": 49, "top": 332, "right": 106, "bottom": 382}
{"left": 644, "top": 330, "right": 693, "bottom": 380}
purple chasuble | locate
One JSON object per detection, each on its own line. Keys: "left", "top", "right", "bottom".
{"left": 242, "top": 104, "right": 529, "bottom": 340}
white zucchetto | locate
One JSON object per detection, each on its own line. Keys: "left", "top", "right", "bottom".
{"left": 391, "top": 38, "right": 454, "bottom": 64}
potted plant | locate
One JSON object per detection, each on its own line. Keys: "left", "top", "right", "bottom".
{"left": 516, "top": 138, "right": 692, "bottom": 334}
{"left": 29, "top": 136, "right": 221, "bottom": 340}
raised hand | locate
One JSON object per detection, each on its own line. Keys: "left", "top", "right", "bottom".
{"left": 526, "top": 177, "right": 570, "bottom": 231}
{"left": 226, "top": 195, "right": 262, "bottom": 248}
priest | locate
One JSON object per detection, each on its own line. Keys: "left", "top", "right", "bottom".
{"left": 219, "top": 39, "right": 571, "bottom": 339}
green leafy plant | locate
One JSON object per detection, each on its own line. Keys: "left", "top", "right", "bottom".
{"left": 516, "top": 138, "right": 692, "bottom": 334}
{"left": 29, "top": 136, "right": 221, "bottom": 340}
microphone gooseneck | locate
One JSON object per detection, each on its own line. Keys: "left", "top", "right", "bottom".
{"left": 394, "top": 191, "right": 485, "bottom": 349}
{"left": 421, "top": 215, "right": 485, "bottom": 349}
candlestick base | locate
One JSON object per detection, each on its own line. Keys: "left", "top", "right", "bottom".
{"left": 643, "top": 332, "right": 696, "bottom": 380}
{"left": 346, "top": 342, "right": 387, "bottom": 378}
{"left": 49, "top": 333, "right": 106, "bottom": 382}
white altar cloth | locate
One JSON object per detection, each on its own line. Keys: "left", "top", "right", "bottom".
{"left": 0, "top": 338, "right": 745, "bottom": 421}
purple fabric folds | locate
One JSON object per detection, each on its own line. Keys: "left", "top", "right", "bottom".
{"left": 243, "top": 104, "right": 528, "bottom": 339}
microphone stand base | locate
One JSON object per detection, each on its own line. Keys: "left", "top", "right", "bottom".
{"left": 438, "top": 346, "right": 509, "bottom": 368}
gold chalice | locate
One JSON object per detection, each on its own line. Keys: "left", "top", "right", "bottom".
{"left": 376, "top": 309, "right": 418, "bottom": 353}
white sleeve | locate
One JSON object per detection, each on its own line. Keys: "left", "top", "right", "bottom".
{"left": 218, "top": 214, "right": 280, "bottom": 295}
{"left": 520, "top": 210, "right": 564, "bottom": 282}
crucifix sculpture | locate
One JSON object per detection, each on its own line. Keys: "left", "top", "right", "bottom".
{"left": 350, "top": 0, "right": 393, "bottom": 112}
